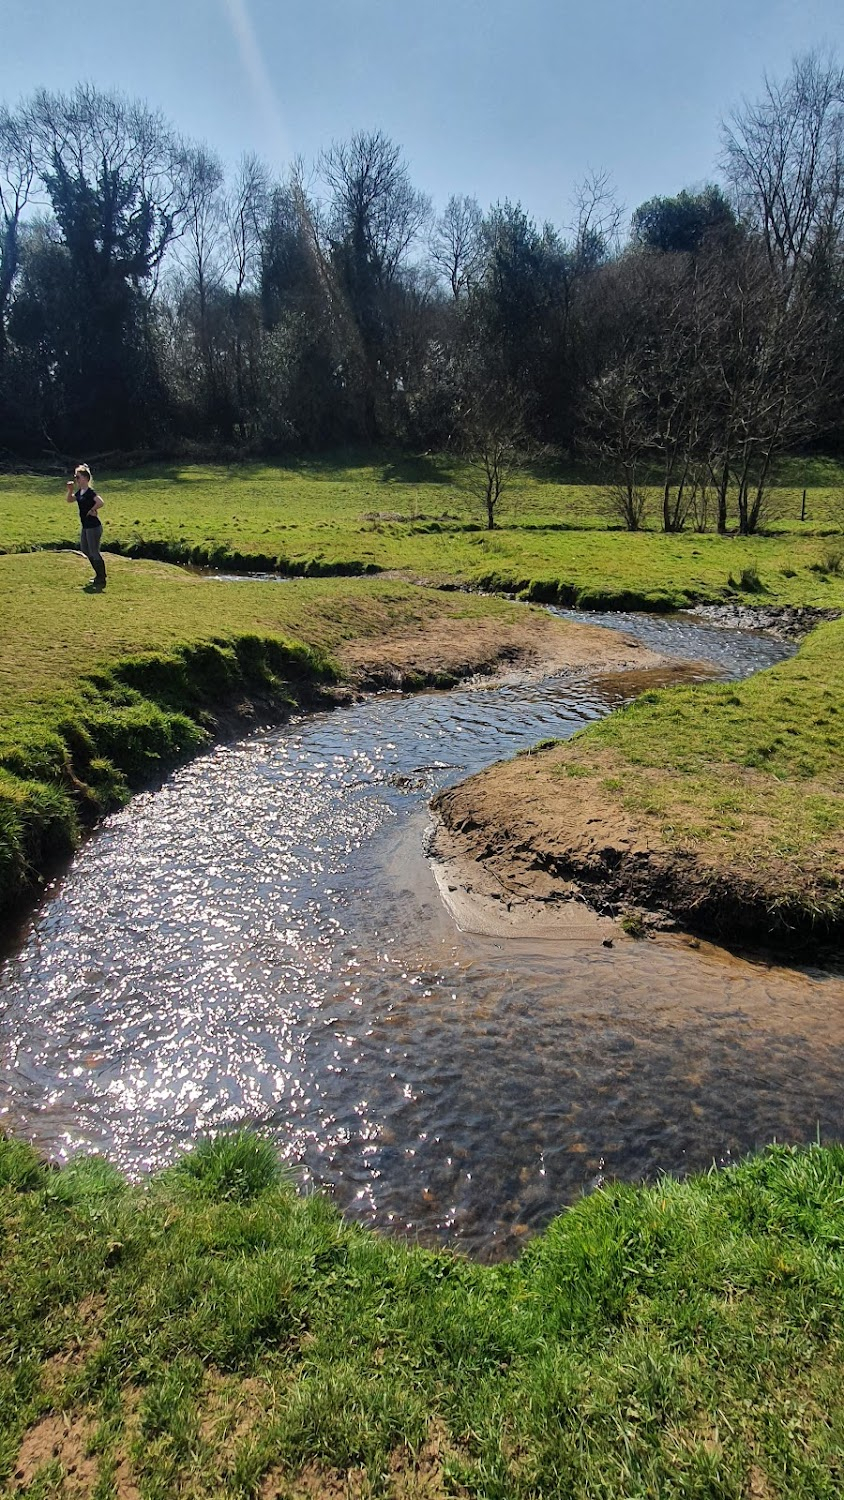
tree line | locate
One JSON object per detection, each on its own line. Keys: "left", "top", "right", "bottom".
{"left": 0, "top": 50, "right": 842, "bottom": 531}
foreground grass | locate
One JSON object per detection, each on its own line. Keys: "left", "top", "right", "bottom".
{"left": 0, "top": 551, "right": 546, "bottom": 915}
{"left": 3, "top": 457, "right": 844, "bottom": 610}
{"left": 2, "top": 1131, "right": 844, "bottom": 1497}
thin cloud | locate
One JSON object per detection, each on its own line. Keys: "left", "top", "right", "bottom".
{"left": 220, "top": 0, "right": 291, "bottom": 165}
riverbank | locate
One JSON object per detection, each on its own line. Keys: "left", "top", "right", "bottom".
{"left": 0, "top": 551, "right": 666, "bottom": 920}
{"left": 433, "top": 616, "right": 844, "bottom": 951}
{"left": 3, "top": 1129, "right": 844, "bottom": 1497}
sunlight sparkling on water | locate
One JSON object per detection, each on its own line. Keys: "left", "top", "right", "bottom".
{"left": 3, "top": 614, "right": 840, "bottom": 1259}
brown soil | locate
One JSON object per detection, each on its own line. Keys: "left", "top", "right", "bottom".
{"left": 13, "top": 1413, "right": 99, "bottom": 1497}
{"left": 334, "top": 611, "right": 670, "bottom": 689}
{"left": 261, "top": 1422, "right": 468, "bottom": 1499}
{"left": 431, "top": 743, "right": 842, "bottom": 950}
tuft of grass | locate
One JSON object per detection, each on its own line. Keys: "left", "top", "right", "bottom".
{"left": 0, "top": 1136, "right": 47, "bottom": 1191}
{"left": 620, "top": 909, "right": 647, "bottom": 938}
{"left": 728, "top": 563, "right": 766, "bottom": 593}
{"left": 170, "top": 1131, "right": 288, "bottom": 1203}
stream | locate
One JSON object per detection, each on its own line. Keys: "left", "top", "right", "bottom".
{"left": 1, "top": 611, "right": 842, "bottom": 1260}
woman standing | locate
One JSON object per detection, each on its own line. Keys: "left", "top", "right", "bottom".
{"left": 66, "top": 464, "right": 106, "bottom": 590}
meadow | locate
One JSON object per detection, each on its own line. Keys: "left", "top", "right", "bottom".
{"left": 2, "top": 455, "right": 844, "bottom": 611}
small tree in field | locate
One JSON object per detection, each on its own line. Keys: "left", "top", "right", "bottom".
{"left": 582, "top": 358, "right": 651, "bottom": 530}
{"left": 459, "top": 383, "right": 527, "bottom": 530}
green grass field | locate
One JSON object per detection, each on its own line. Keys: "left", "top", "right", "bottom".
{"left": 3, "top": 1130, "right": 844, "bottom": 1497}
{"left": 3, "top": 456, "right": 844, "bottom": 610}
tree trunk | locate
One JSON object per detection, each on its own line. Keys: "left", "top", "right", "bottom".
{"left": 713, "top": 459, "right": 730, "bottom": 533}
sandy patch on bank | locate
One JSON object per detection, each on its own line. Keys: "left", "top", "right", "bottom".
{"left": 430, "top": 817, "right": 619, "bottom": 942}
{"left": 335, "top": 609, "right": 672, "bottom": 688}
{"left": 431, "top": 748, "right": 659, "bottom": 916}
{"left": 431, "top": 741, "right": 844, "bottom": 949}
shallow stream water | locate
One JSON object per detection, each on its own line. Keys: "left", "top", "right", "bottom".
{"left": 1, "top": 612, "right": 842, "bottom": 1260}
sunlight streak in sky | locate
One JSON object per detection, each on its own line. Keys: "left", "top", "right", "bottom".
{"left": 220, "top": 0, "right": 291, "bottom": 168}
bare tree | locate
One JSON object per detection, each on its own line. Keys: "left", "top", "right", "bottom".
{"left": 0, "top": 104, "right": 35, "bottom": 365}
{"left": 648, "top": 256, "right": 711, "bottom": 533}
{"left": 464, "top": 404, "right": 527, "bottom": 530}
{"left": 570, "top": 169, "right": 624, "bottom": 269}
{"left": 582, "top": 355, "right": 651, "bottom": 530}
{"left": 320, "top": 130, "right": 430, "bottom": 285}
{"left": 699, "top": 235, "right": 828, "bottom": 533}
{"left": 429, "top": 193, "right": 483, "bottom": 298}
{"left": 226, "top": 152, "right": 268, "bottom": 297}
{"left": 174, "top": 144, "right": 227, "bottom": 405}
{"left": 224, "top": 153, "right": 269, "bottom": 438}
{"left": 722, "top": 49, "right": 844, "bottom": 289}
{"left": 317, "top": 131, "right": 430, "bottom": 438}
{"left": 456, "top": 369, "right": 529, "bottom": 530}
{"left": 178, "top": 145, "right": 226, "bottom": 307}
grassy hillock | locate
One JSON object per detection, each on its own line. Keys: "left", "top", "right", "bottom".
{"left": 2, "top": 1131, "right": 844, "bottom": 1497}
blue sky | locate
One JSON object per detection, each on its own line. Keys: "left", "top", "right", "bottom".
{"left": 3, "top": 0, "right": 843, "bottom": 233}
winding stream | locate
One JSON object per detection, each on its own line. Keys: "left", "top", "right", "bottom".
{"left": 1, "top": 612, "right": 842, "bottom": 1260}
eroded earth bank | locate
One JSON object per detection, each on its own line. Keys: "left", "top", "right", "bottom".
{"left": 432, "top": 610, "right": 844, "bottom": 953}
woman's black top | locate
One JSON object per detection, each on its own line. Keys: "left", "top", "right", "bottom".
{"left": 75, "top": 488, "right": 101, "bottom": 528}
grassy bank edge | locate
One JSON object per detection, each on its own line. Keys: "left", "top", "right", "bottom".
{"left": 0, "top": 630, "right": 346, "bottom": 925}
{"left": 12, "top": 526, "right": 844, "bottom": 613}
{"left": 0, "top": 604, "right": 527, "bottom": 927}
{"left": 3, "top": 1129, "right": 844, "bottom": 1496}
{"left": 434, "top": 618, "right": 844, "bottom": 952}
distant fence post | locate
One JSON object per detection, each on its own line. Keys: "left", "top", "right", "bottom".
{"left": 801, "top": 488, "right": 807, "bottom": 521}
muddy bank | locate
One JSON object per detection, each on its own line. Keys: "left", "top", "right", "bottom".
{"left": 334, "top": 609, "right": 671, "bottom": 689}
{"left": 431, "top": 745, "right": 843, "bottom": 953}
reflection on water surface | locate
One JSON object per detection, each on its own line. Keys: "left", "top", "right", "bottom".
{"left": 1, "top": 613, "right": 841, "bottom": 1259}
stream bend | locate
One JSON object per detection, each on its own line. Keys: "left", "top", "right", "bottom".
{"left": 2, "top": 612, "right": 839, "bottom": 1261}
